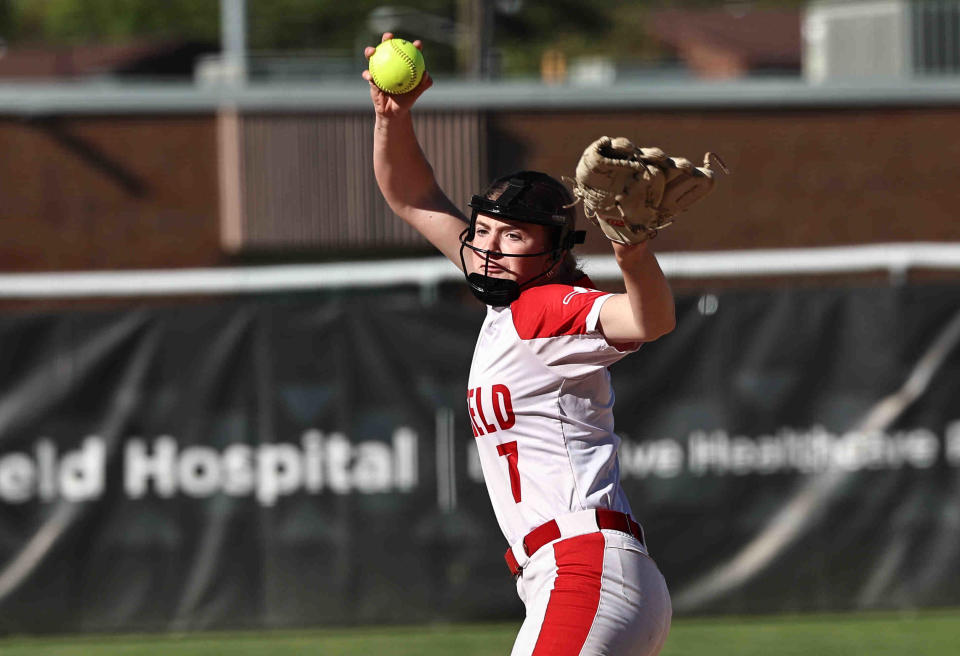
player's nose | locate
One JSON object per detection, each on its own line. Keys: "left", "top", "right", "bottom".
{"left": 476, "top": 232, "right": 502, "bottom": 256}
{"left": 486, "top": 237, "right": 505, "bottom": 258}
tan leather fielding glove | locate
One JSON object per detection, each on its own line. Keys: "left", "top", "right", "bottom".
{"left": 568, "top": 136, "right": 727, "bottom": 244}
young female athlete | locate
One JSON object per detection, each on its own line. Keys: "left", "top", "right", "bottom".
{"left": 364, "top": 34, "right": 675, "bottom": 656}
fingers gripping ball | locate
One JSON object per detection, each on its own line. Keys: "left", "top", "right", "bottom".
{"left": 368, "top": 38, "right": 425, "bottom": 95}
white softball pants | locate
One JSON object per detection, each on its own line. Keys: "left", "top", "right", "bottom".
{"left": 510, "top": 530, "right": 672, "bottom": 656}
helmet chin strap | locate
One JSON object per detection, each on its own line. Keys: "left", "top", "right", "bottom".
{"left": 465, "top": 272, "right": 520, "bottom": 306}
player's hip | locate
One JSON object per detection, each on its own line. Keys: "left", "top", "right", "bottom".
{"left": 503, "top": 506, "right": 641, "bottom": 577}
{"left": 511, "top": 529, "right": 671, "bottom": 656}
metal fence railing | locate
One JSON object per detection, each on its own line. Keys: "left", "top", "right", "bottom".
{"left": 2, "top": 243, "right": 960, "bottom": 299}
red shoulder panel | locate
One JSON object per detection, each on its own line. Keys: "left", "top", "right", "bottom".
{"left": 511, "top": 283, "right": 609, "bottom": 340}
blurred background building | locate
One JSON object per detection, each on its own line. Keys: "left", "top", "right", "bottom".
{"left": 0, "top": 0, "right": 958, "bottom": 280}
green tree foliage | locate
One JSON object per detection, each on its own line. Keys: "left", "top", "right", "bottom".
{"left": 0, "top": 0, "right": 808, "bottom": 75}
{"left": 247, "top": 0, "right": 454, "bottom": 50}
{"left": 0, "top": 0, "right": 457, "bottom": 48}
{"left": 0, "top": 0, "right": 220, "bottom": 43}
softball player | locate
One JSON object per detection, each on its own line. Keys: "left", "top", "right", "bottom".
{"left": 364, "top": 34, "right": 674, "bottom": 656}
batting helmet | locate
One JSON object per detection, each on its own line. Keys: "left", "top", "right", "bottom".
{"left": 459, "top": 171, "right": 586, "bottom": 306}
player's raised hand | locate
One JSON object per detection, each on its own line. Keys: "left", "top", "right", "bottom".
{"left": 362, "top": 32, "right": 433, "bottom": 117}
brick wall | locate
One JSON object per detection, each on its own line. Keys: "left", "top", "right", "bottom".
{"left": 2, "top": 105, "right": 958, "bottom": 273}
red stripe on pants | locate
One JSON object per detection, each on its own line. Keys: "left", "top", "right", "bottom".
{"left": 532, "top": 532, "right": 605, "bottom": 656}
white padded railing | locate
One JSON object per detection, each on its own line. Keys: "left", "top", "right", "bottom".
{"left": 1, "top": 243, "right": 959, "bottom": 299}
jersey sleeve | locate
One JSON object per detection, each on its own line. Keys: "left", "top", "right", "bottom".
{"left": 511, "top": 284, "right": 640, "bottom": 376}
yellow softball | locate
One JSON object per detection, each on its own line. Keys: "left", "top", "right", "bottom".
{"left": 368, "top": 38, "right": 425, "bottom": 95}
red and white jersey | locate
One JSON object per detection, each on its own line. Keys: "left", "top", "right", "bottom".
{"left": 466, "top": 277, "right": 639, "bottom": 546}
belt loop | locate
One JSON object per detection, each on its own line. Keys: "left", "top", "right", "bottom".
{"left": 504, "top": 548, "right": 521, "bottom": 577}
{"left": 504, "top": 539, "right": 530, "bottom": 577}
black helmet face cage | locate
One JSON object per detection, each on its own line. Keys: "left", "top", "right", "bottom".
{"left": 458, "top": 210, "right": 568, "bottom": 307}
{"left": 461, "top": 208, "right": 565, "bottom": 260}
{"left": 462, "top": 193, "right": 581, "bottom": 261}
{"left": 459, "top": 176, "right": 586, "bottom": 306}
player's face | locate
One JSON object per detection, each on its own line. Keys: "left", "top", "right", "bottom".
{"left": 470, "top": 215, "right": 554, "bottom": 283}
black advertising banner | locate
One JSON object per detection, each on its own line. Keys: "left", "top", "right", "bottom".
{"left": 614, "top": 286, "right": 960, "bottom": 615}
{"left": 0, "top": 284, "right": 959, "bottom": 634}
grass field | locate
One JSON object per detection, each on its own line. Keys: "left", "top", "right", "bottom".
{"left": 1, "top": 609, "right": 957, "bottom": 656}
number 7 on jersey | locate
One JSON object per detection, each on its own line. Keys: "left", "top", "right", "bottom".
{"left": 496, "top": 441, "right": 521, "bottom": 503}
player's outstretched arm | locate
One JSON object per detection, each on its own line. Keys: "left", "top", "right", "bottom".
{"left": 363, "top": 33, "right": 468, "bottom": 267}
{"left": 598, "top": 242, "right": 676, "bottom": 344}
